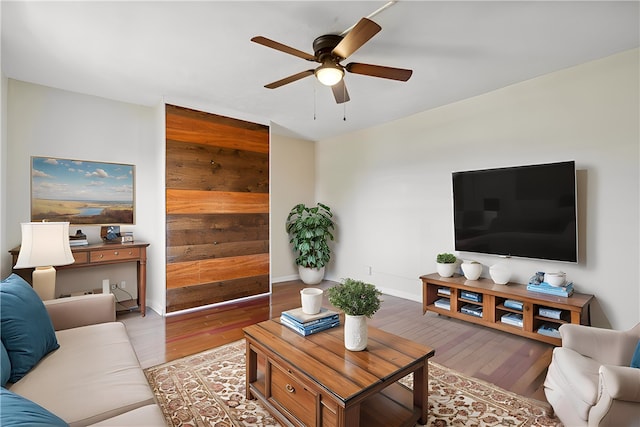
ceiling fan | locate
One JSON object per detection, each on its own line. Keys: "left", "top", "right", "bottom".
{"left": 251, "top": 17, "right": 412, "bottom": 104}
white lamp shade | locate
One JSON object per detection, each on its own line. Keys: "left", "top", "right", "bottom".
{"left": 14, "top": 222, "right": 75, "bottom": 268}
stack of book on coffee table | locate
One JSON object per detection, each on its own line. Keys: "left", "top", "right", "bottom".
{"left": 280, "top": 307, "right": 340, "bottom": 336}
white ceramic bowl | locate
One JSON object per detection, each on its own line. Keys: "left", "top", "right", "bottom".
{"left": 489, "top": 265, "right": 511, "bottom": 285}
{"left": 544, "top": 272, "right": 566, "bottom": 287}
{"left": 461, "top": 261, "right": 482, "bottom": 281}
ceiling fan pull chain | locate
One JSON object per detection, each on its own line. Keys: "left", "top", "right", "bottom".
{"left": 343, "top": 85, "right": 347, "bottom": 121}
{"left": 313, "top": 83, "right": 317, "bottom": 120}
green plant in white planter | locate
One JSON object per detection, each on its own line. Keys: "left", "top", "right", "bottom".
{"left": 285, "top": 203, "right": 335, "bottom": 285}
{"left": 327, "top": 278, "right": 383, "bottom": 351}
{"left": 436, "top": 253, "right": 457, "bottom": 278}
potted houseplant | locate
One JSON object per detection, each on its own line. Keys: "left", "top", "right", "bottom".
{"left": 327, "top": 278, "right": 383, "bottom": 351}
{"left": 436, "top": 253, "right": 457, "bottom": 278}
{"left": 285, "top": 203, "right": 335, "bottom": 285}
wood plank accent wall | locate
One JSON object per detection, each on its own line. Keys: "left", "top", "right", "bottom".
{"left": 165, "top": 105, "right": 269, "bottom": 313}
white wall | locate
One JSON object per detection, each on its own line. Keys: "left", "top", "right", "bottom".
{"left": 316, "top": 49, "right": 639, "bottom": 330}
{"left": 3, "top": 49, "right": 638, "bottom": 330}
{"left": 270, "top": 127, "right": 316, "bottom": 282}
{"left": 1, "top": 80, "right": 167, "bottom": 315}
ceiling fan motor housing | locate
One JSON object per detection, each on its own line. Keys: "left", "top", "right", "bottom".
{"left": 313, "top": 34, "right": 344, "bottom": 61}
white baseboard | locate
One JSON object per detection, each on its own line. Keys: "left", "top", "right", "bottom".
{"left": 272, "top": 274, "right": 300, "bottom": 284}
{"left": 375, "top": 286, "right": 421, "bottom": 303}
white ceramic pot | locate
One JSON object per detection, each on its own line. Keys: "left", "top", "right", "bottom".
{"left": 300, "top": 288, "right": 323, "bottom": 314}
{"left": 461, "top": 261, "right": 482, "bottom": 281}
{"left": 344, "top": 314, "right": 368, "bottom": 351}
{"left": 436, "top": 262, "right": 456, "bottom": 278}
{"left": 490, "top": 262, "right": 511, "bottom": 285}
{"left": 298, "top": 266, "right": 325, "bottom": 285}
{"left": 544, "top": 272, "right": 566, "bottom": 287}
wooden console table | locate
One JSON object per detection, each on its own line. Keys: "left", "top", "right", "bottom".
{"left": 421, "top": 273, "right": 594, "bottom": 346}
{"left": 10, "top": 242, "right": 149, "bottom": 316}
{"left": 244, "top": 318, "right": 435, "bottom": 427}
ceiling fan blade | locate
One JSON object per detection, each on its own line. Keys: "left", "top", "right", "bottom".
{"left": 331, "top": 80, "right": 350, "bottom": 104}
{"left": 332, "top": 17, "right": 381, "bottom": 60}
{"left": 345, "top": 62, "right": 413, "bottom": 81}
{"left": 251, "top": 36, "right": 316, "bottom": 61}
{"left": 264, "top": 70, "right": 314, "bottom": 89}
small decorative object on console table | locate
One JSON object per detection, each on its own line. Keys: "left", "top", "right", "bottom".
{"left": 527, "top": 271, "right": 574, "bottom": 296}
{"left": 461, "top": 260, "right": 482, "bottom": 280}
{"left": 436, "top": 252, "right": 457, "bottom": 277}
{"left": 489, "top": 258, "right": 511, "bottom": 284}
{"left": 327, "top": 278, "right": 382, "bottom": 351}
{"left": 69, "top": 229, "right": 88, "bottom": 246}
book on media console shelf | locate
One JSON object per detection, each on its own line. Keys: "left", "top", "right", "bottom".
{"left": 501, "top": 312, "right": 523, "bottom": 328}
{"left": 537, "top": 323, "right": 561, "bottom": 339}
{"left": 69, "top": 239, "right": 88, "bottom": 246}
{"left": 434, "top": 298, "right": 451, "bottom": 311}
{"left": 504, "top": 299, "right": 524, "bottom": 311}
{"left": 281, "top": 307, "right": 340, "bottom": 326}
{"left": 280, "top": 315, "right": 340, "bottom": 336}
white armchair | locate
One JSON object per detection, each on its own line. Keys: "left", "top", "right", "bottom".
{"left": 544, "top": 323, "right": 640, "bottom": 427}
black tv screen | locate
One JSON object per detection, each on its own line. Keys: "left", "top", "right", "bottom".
{"left": 453, "top": 161, "right": 577, "bottom": 262}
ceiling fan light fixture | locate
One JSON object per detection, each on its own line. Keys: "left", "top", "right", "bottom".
{"left": 315, "top": 62, "right": 344, "bottom": 86}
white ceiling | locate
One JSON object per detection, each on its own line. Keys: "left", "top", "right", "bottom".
{"left": 2, "top": 1, "right": 639, "bottom": 141}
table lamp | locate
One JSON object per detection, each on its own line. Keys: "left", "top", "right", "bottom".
{"left": 14, "top": 221, "right": 75, "bottom": 300}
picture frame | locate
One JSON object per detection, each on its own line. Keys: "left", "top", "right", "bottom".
{"left": 30, "top": 156, "right": 135, "bottom": 225}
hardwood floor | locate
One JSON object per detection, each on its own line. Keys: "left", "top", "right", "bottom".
{"left": 118, "top": 280, "right": 553, "bottom": 402}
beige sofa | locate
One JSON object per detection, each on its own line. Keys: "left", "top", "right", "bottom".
{"left": 6, "top": 293, "right": 166, "bottom": 426}
{"left": 544, "top": 323, "right": 640, "bottom": 427}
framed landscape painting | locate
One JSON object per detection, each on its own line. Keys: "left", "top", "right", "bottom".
{"left": 31, "top": 157, "right": 135, "bottom": 224}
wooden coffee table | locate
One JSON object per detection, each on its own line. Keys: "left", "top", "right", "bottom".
{"left": 244, "top": 318, "right": 435, "bottom": 427}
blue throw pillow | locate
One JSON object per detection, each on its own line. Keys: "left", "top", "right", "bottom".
{"left": 0, "top": 274, "right": 59, "bottom": 383}
{"left": 631, "top": 340, "right": 640, "bottom": 368}
{"left": 1, "top": 342, "right": 10, "bottom": 387}
{"left": 0, "top": 387, "right": 68, "bottom": 426}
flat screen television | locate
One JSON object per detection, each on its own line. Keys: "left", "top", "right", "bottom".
{"left": 452, "top": 161, "right": 577, "bottom": 263}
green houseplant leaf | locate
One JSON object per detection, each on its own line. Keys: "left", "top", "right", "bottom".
{"left": 436, "top": 253, "right": 457, "bottom": 264}
{"left": 327, "top": 278, "right": 383, "bottom": 318}
{"left": 285, "top": 203, "right": 335, "bottom": 269}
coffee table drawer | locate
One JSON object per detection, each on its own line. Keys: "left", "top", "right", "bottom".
{"left": 270, "top": 363, "right": 317, "bottom": 427}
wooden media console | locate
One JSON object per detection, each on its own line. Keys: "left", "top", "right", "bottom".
{"left": 421, "top": 273, "right": 594, "bottom": 346}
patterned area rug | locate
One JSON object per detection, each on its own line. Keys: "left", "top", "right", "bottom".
{"left": 144, "top": 339, "right": 561, "bottom": 427}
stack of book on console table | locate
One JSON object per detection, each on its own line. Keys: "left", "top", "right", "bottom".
{"left": 280, "top": 307, "right": 340, "bottom": 336}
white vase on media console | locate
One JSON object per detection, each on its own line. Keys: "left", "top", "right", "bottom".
{"left": 461, "top": 261, "right": 482, "bottom": 281}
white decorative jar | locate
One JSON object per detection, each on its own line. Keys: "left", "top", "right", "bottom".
{"left": 490, "top": 261, "right": 511, "bottom": 285}
{"left": 298, "top": 266, "right": 325, "bottom": 285}
{"left": 461, "top": 261, "right": 482, "bottom": 281}
{"left": 436, "top": 262, "right": 456, "bottom": 278}
{"left": 344, "top": 314, "right": 368, "bottom": 351}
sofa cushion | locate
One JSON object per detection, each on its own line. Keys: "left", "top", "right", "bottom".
{"left": 0, "top": 387, "right": 67, "bottom": 426}
{"left": 0, "top": 274, "right": 59, "bottom": 382}
{"left": 632, "top": 340, "right": 640, "bottom": 368}
{"left": 8, "top": 322, "right": 154, "bottom": 427}
{"left": 1, "top": 342, "right": 10, "bottom": 387}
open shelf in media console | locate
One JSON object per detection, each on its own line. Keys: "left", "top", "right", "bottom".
{"left": 420, "top": 273, "right": 593, "bottom": 345}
